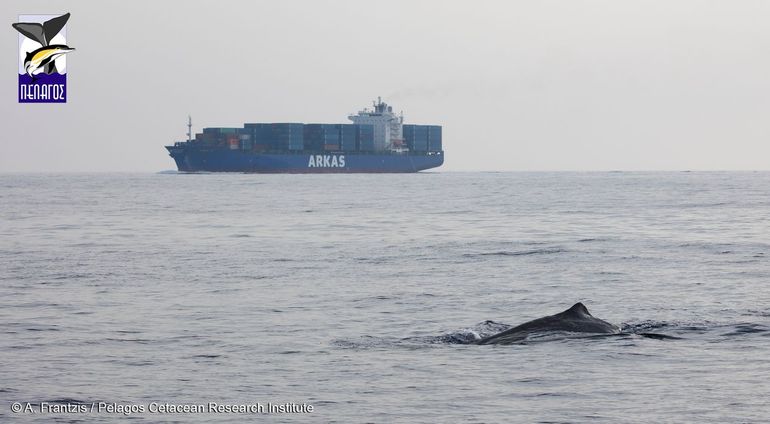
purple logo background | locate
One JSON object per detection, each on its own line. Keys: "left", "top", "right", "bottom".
{"left": 18, "top": 73, "right": 67, "bottom": 103}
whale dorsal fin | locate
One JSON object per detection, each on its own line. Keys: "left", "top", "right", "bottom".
{"left": 565, "top": 302, "right": 591, "bottom": 317}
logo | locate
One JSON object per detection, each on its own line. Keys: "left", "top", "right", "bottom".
{"left": 308, "top": 155, "right": 346, "bottom": 168}
{"left": 12, "top": 13, "right": 74, "bottom": 103}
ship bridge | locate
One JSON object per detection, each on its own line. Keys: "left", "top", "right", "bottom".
{"left": 348, "top": 97, "right": 404, "bottom": 151}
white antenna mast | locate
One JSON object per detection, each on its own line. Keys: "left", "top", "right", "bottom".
{"left": 187, "top": 115, "right": 192, "bottom": 142}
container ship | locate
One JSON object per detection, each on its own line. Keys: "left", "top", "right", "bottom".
{"left": 166, "top": 98, "right": 444, "bottom": 173}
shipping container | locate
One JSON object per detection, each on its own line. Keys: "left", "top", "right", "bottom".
{"left": 243, "top": 123, "right": 304, "bottom": 151}
{"left": 201, "top": 122, "right": 383, "bottom": 153}
{"left": 204, "top": 127, "right": 240, "bottom": 135}
{"left": 356, "top": 124, "right": 374, "bottom": 152}
{"left": 411, "top": 140, "right": 428, "bottom": 151}
{"left": 403, "top": 124, "right": 430, "bottom": 151}
{"left": 324, "top": 126, "right": 340, "bottom": 142}
{"left": 303, "top": 124, "right": 325, "bottom": 151}
{"left": 427, "top": 125, "right": 442, "bottom": 151}
{"left": 339, "top": 125, "right": 356, "bottom": 151}
{"left": 227, "top": 136, "right": 239, "bottom": 150}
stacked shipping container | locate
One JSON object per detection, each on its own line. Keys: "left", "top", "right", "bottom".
{"left": 321, "top": 124, "right": 340, "bottom": 151}
{"left": 402, "top": 125, "right": 442, "bottom": 152}
{"left": 244, "top": 123, "right": 303, "bottom": 151}
{"left": 357, "top": 125, "right": 375, "bottom": 151}
{"left": 303, "top": 124, "right": 376, "bottom": 152}
{"left": 194, "top": 123, "right": 438, "bottom": 153}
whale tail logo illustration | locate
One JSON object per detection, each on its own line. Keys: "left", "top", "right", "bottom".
{"left": 13, "top": 13, "right": 73, "bottom": 103}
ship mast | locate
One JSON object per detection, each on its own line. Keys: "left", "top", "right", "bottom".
{"left": 187, "top": 115, "right": 192, "bottom": 142}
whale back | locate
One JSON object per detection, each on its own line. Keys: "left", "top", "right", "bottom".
{"left": 476, "top": 302, "right": 619, "bottom": 345}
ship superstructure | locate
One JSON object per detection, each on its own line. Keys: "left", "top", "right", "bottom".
{"left": 348, "top": 97, "right": 404, "bottom": 151}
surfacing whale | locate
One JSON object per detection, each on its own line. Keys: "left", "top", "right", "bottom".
{"left": 476, "top": 302, "right": 620, "bottom": 345}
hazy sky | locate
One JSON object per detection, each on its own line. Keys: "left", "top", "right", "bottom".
{"left": 2, "top": 1, "right": 769, "bottom": 172}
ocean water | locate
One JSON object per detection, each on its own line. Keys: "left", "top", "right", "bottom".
{"left": 1, "top": 171, "right": 769, "bottom": 423}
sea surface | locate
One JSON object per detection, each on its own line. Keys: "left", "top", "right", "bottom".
{"left": 1, "top": 172, "right": 769, "bottom": 423}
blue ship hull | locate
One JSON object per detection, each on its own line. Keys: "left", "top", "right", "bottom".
{"left": 166, "top": 146, "right": 444, "bottom": 173}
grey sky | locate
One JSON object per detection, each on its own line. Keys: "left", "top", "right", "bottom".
{"left": 1, "top": 0, "right": 769, "bottom": 172}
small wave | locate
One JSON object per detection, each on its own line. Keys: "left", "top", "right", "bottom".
{"left": 353, "top": 256, "right": 399, "bottom": 264}
{"left": 105, "top": 338, "right": 152, "bottom": 344}
{"left": 623, "top": 319, "right": 770, "bottom": 340}
{"left": 26, "top": 326, "right": 61, "bottom": 332}
{"left": 743, "top": 309, "right": 770, "bottom": 318}
{"left": 464, "top": 248, "right": 566, "bottom": 258}
{"left": 635, "top": 333, "right": 682, "bottom": 340}
{"left": 332, "top": 336, "right": 396, "bottom": 349}
{"left": 621, "top": 320, "right": 673, "bottom": 333}
{"left": 43, "top": 398, "right": 89, "bottom": 405}
{"left": 678, "top": 201, "right": 731, "bottom": 208}
{"left": 336, "top": 321, "right": 514, "bottom": 348}
{"left": 426, "top": 333, "right": 480, "bottom": 344}
{"left": 222, "top": 275, "right": 268, "bottom": 281}
{"left": 560, "top": 210, "right": 593, "bottom": 215}
{"left": 124, "top": 361, "right": 155, "bottom": 366}
{"left": 721, "top": 323, "right": 769, "bottom": 337}
{"left": 623, "top": 320, "right": 714, "bottom": 337}
{"left": 418, "top": 320, "right": 514, "bottom": 344}
{"left": 52, "top": 273, "right": 91, "bottom": 280}
{"left": 207, "top": 288, "right": 243, "bottom": 294}
{"left": 577, "top": 238, "right": 605, "bottom": 243}
{"left": 349, "top": 295, "right": 397, "bottom": 303}
{"left": 429, "top": 209, "right": 475, "bottom": 215}
{"left": 310, "top": 400, "right": 338, "bottom": 406}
